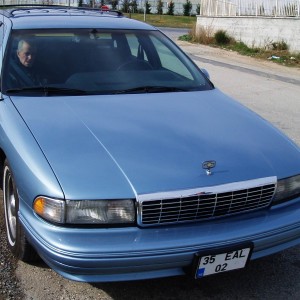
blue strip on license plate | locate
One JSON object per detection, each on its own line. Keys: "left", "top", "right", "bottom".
{"left": 196, "top": 246, "right": 252, "bottom": 278}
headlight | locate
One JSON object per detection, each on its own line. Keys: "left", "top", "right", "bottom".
{"left": 273, "top": 175, "right": 300, "bottom": 204}
{"left": 65, "top": 199, "right": 135, "bottom": 224}
{"left": 33, "top": 197, "right": 135, "bottom": 225}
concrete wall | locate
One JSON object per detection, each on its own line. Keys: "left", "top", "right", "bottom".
{"left": 196, "top": 16, "right": 300, "bottom": 53}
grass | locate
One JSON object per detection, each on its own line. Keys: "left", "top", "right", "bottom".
{"left": 124, "top": 13, "right": 196, "bottom": 28}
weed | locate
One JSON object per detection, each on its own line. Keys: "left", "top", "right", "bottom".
{"left": 186, "top": 24, "right": 214, "bottom": 44}
{"left": 178, "top": 34, "right": 193, "bottom": 42}
{"left": 227, "top": 42, "right": 261, "bottom": 56}
{"left": 272, "top": 41, "right": 289, "bottom": 51}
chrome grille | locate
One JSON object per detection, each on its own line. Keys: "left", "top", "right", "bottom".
{"left": 138, "top": 178, "right": 276, "bottom": 226}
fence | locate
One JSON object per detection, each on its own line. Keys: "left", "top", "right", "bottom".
{"left": 0, "top": 0, "right": 78, "bottom": 6}
{"left": 200, "top": 0, "right": 236, "bottom": 16}
{"left": 199, "top": 0, "right": 300, "bottom": 17}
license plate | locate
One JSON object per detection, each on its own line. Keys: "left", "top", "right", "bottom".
{"left": 195, "top": 244, "right": 253, "bottom": 278}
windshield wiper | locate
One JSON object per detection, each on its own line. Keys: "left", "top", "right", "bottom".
{"left": 5, "top": 86, "right": 88, "bottom": 96}
{"left": 114, "top": 86, "right": 187, "bottom": 94}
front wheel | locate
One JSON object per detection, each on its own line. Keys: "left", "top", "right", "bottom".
{"left": 3, "top": 159, "right": 38, "bottom": 262}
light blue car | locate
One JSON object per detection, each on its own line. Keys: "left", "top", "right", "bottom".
{"left": 1, "top": 5, "right": 300, "bottom": 282}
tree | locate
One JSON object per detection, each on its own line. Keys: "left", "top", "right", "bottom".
{"left": 167, "top": 1, "right": 174, "bottom": 15}
{"left": 183, "top": 0, "right": 192, "bottom": 16}
{"left": 121, "top": 0, "right": 130, "bottom": 12}
{"left": 258, "top": 5, "right": 265, "bottom": 15}
{"left": 131, "top": 0, "right": 138, "bottom": 13}
{"left": 157, "top": 0, "right": 163, "bottom": 15}
{"left": 111, "top": 0, "right": 118, "bottom": 10}
{"left": 145, "top": 1, "right": 152, "bottom": 14}
{"left": 78, "top": 0, "right": 83, "bottom": 7}
{"left": 196, "top": 3, "right": 201, "bottom": 15}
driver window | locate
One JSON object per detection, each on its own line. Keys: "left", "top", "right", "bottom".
{"left": 150, "top": 35, "right": 193, "bottom": 80}
{"left": 126, "top": 34, "right": 149, "bottom": 62}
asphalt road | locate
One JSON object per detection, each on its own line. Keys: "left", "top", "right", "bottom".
{"left": 1, "top": 36, "right": 300, "bottom": 300}
{"left": 158, "top": 27, "right": 189, "bottom": 40}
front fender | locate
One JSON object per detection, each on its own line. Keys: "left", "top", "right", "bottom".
{"left": 0, "top": 95, "right": 64, "bottom": 206}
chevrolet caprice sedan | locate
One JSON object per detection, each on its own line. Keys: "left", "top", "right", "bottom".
{"left": 1, "top": 6, "right": 300, "bottom": 282}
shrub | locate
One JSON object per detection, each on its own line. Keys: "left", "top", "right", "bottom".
{"left": 214, "top": 30, "right": 231, "bottom": 45}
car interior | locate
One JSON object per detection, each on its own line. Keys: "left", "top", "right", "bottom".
{"left": 3, "top": 29, "right": 209, "bottom": 94}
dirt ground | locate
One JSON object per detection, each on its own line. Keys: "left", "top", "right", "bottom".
{"left": 177, "top": 40, "right": 300, "bottom": 79}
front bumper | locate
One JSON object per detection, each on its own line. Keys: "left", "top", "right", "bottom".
{"left": 20, "top": 197, "right": 300, "bottom": 282}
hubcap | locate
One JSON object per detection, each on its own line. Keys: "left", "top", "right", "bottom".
{"left": 4, "top": 167, "right": 17, "bottom": 246}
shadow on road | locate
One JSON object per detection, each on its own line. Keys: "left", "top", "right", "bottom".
{"left": 90, "top": 247, "right": 300, "bottom": 300}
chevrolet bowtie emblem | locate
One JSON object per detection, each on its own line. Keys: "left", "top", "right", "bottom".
{"left": 202, "top": 160, "right": 216, "bottom": 176}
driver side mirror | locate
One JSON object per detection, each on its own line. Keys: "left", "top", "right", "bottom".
{"left": 201, "top": 68, "right": 210, "bottom": 80}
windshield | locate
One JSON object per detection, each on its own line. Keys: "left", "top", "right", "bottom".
{"left": 2, "top": 29, "right": 213, "bottom": 96}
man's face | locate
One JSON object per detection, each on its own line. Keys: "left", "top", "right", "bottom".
{"left": 17, "top": 42, "right": 36, "bottom": 67}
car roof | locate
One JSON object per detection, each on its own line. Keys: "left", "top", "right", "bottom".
{"left": 0, "top": 6, "right": 156, "bottom": 31}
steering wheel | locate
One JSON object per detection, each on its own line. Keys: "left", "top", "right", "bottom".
{"left": 117, "top": 59, "right": 153, "bottom": 71}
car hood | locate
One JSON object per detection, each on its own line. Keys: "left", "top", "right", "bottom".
{"left": 12, "top": 89, "right": 300, "bottom": 199}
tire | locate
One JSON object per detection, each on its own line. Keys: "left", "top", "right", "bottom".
{"left": 3, "top": 159, "right": 38, "bottom": 262}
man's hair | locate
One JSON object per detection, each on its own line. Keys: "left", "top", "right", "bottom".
{"left": 17, "top": 38, "right": 37, "bottom": 52}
